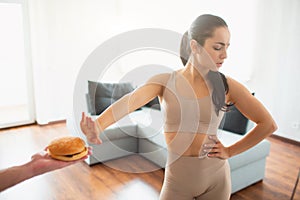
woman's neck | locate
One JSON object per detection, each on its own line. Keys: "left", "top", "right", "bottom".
{"left": 182, "top": 62, "right": 209, "bottom": 83}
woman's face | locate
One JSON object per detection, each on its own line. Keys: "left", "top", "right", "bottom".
{"left": 193, "top": 26, "right": 231, "bottom": 72}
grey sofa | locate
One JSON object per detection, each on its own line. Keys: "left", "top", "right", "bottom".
{"left": 67, "top": 105, "right": 270, "bottom": 194}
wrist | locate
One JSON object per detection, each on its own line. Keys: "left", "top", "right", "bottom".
{"left": 227, "top": 146, "right": 232, "bottom": 158}
{"left": 95, "top": 119, "right": 103, "bottom": 133}
{"left": 25, "top": 160, "right": 39, "bottom": 178}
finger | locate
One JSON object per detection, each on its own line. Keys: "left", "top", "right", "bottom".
{"left": 87, "top": 147, "right": 93, "bottom": 155}
{"left": 81, "top": 112, "right": 86, "bottom": 124}
{"left": 90, "top": 118, "right": 95, "bottom": 129}
{"left": 87, "top": 117, "right": 91, "bottom": 128}
{"left": 203, "top": 143, "right": 219, "bottom": 153}
{"left": 91, "top": 137, "right": 102, "bottom": 145}
{"left": 209, "top": 152, "right": 226, "bottom": 159}
{"left": 89, "top": 117, "right": 95, "bottom": 129}
{"left": 207, "top": 147, "right": 220, "bottom": 153}
{"left": 31, "top": 151, "right": 47, "bottom": 160}
{"left": 203, "top": 143, "right": 215, "bottom": 148}
{"left": 207, "top": 152, "right": 221, "bottom": 157}
{"left": 31, "top": 153, "right": 41, "bottom": 160}
{"left": 208, "top": 135, "right": 219, "bottom": 143}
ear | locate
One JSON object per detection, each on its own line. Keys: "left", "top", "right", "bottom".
{"left": 190, "top": 39, "right": 202, "bottom": 54}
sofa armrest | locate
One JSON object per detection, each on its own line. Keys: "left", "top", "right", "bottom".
{"left": 218, "top": 129, "right": 271, "bottom": 168}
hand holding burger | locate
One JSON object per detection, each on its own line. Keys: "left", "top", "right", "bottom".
{"left": 0, "top": 137, "right": 92, "bottom": 192}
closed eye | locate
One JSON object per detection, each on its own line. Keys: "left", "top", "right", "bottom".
{"left": 214, "top": 42, "right": 230, "bottom": 50}
{"left": 213, "top": 44, "right": 223, "bottom": 50}
{"left": 213, "top": 46, "right": 222, "bottom": 51}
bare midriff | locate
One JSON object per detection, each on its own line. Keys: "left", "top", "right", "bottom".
{"left": 164, "top": 132, "right": 215, "bottom": 157}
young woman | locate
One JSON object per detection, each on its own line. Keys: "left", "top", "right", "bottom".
{"left": 80, "top": 14, "right": 277, "bottom": 200}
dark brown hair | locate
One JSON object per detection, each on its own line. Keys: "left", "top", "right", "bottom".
{"left": 180, "top": 14, "right": 230, "bottom": 115}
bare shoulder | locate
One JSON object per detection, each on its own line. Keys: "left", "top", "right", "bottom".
{"left": 225, "top": 76, "right": 253, "bottom": 104}
{"left": 146, "top": 72, "right": 172, "bottom": 86}
{"left": 138, "top": 73, "right": 172, "bottom": 97}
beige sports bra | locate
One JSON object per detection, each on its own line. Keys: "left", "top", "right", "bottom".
{"left": 161, "top": 72, "right": 224, "bottom": 135}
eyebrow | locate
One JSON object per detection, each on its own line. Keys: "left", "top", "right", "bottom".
{"left": 215, "top": 42, "right": 230, "bottom": 46}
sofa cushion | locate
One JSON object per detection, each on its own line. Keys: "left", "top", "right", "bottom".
{"left": 131, "top": 107, "right": 166, "bottom": 147}
{"left": 87, "top": 81, "right": 136, "bottom": 115}
{"left": 219, "top": 105, "right": 249, "bottom": 135}
{"left": 99, "top": 124, "right": 137, "bottom": 142}
{"left": 138, "top": 126, "right": 166, "bottom": 148}
{"left": 219, "top": 93, "right": 255, "bottom": 135}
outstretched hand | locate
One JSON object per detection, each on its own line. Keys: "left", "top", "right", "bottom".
{"left": 29, "top": 147, "right": 92, "bottom": 176}
{"left": 0, "top": 147, "right": 93, "bottom": 192}
{"left": 80, "top": 112, "right": 102, "bottom": 144}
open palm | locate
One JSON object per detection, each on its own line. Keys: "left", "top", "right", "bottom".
{"left": 30, "top": 147, "right": 92, "bottom": 176}
{"left": 80, "top": 112, "right": 102, "bottom": 144}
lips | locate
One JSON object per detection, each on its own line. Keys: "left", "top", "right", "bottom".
{"left": 216, "top": 62, "right": 223, "bottom": 67}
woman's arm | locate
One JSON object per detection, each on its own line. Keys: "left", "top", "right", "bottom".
{"left": 225, "top": 77, "right": 277, "bottom": 157}
{"left": 96, "top": 83, "right": 163, "bottom": 130}
{"left": 206, "top": 77, "right": 277, "bottom": 159}
{"left": 80, "top": 73, "right": 169, "bottom": 144}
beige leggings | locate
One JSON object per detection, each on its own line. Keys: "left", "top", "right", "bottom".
{"left": 159, "top": 153, "right": 231, "bottom": 200}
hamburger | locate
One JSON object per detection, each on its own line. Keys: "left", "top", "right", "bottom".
{"left": 47, "top": 136, "right": 88, "bottom": 161}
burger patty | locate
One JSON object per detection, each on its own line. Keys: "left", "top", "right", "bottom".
{"left": 64, "top": 148, "right": 87, "bottom": 157}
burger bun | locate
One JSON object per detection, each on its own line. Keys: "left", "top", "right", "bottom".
{"left": 47, "top": 136, "right": 88, "bottom": 161}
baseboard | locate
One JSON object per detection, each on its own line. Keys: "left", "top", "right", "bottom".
{"left": 270, "top": 134, "right": 300, "bottom": 146}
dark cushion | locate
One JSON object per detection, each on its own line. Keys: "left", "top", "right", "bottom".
{"left": 219, "top": 105, "right": 249, "bottom": 135}
{"left": 219, "top": 93, "right": 255, "bottom": 135}
{"left": 87, "top": 81, "right": 135, "bottom": 115}
{"left": 144, "top": 97, "right": 161, "bottom": 110}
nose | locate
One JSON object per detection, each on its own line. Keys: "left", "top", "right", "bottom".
{"left": 221, "top": 49, "right": 227, "bottom": 59}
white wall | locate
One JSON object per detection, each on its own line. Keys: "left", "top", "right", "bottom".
{"left": 117, "top": 0, "right": 258, "bottom": 82}
{"left": 28, "top": 0, "right": 122, "bottom": 124}
{"left": 249, "top": 0, "right": 300, "bottom": 142}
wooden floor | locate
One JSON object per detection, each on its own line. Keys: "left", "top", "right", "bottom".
{"left": 0, "top": 122, "right": 299, "bottom": 200}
